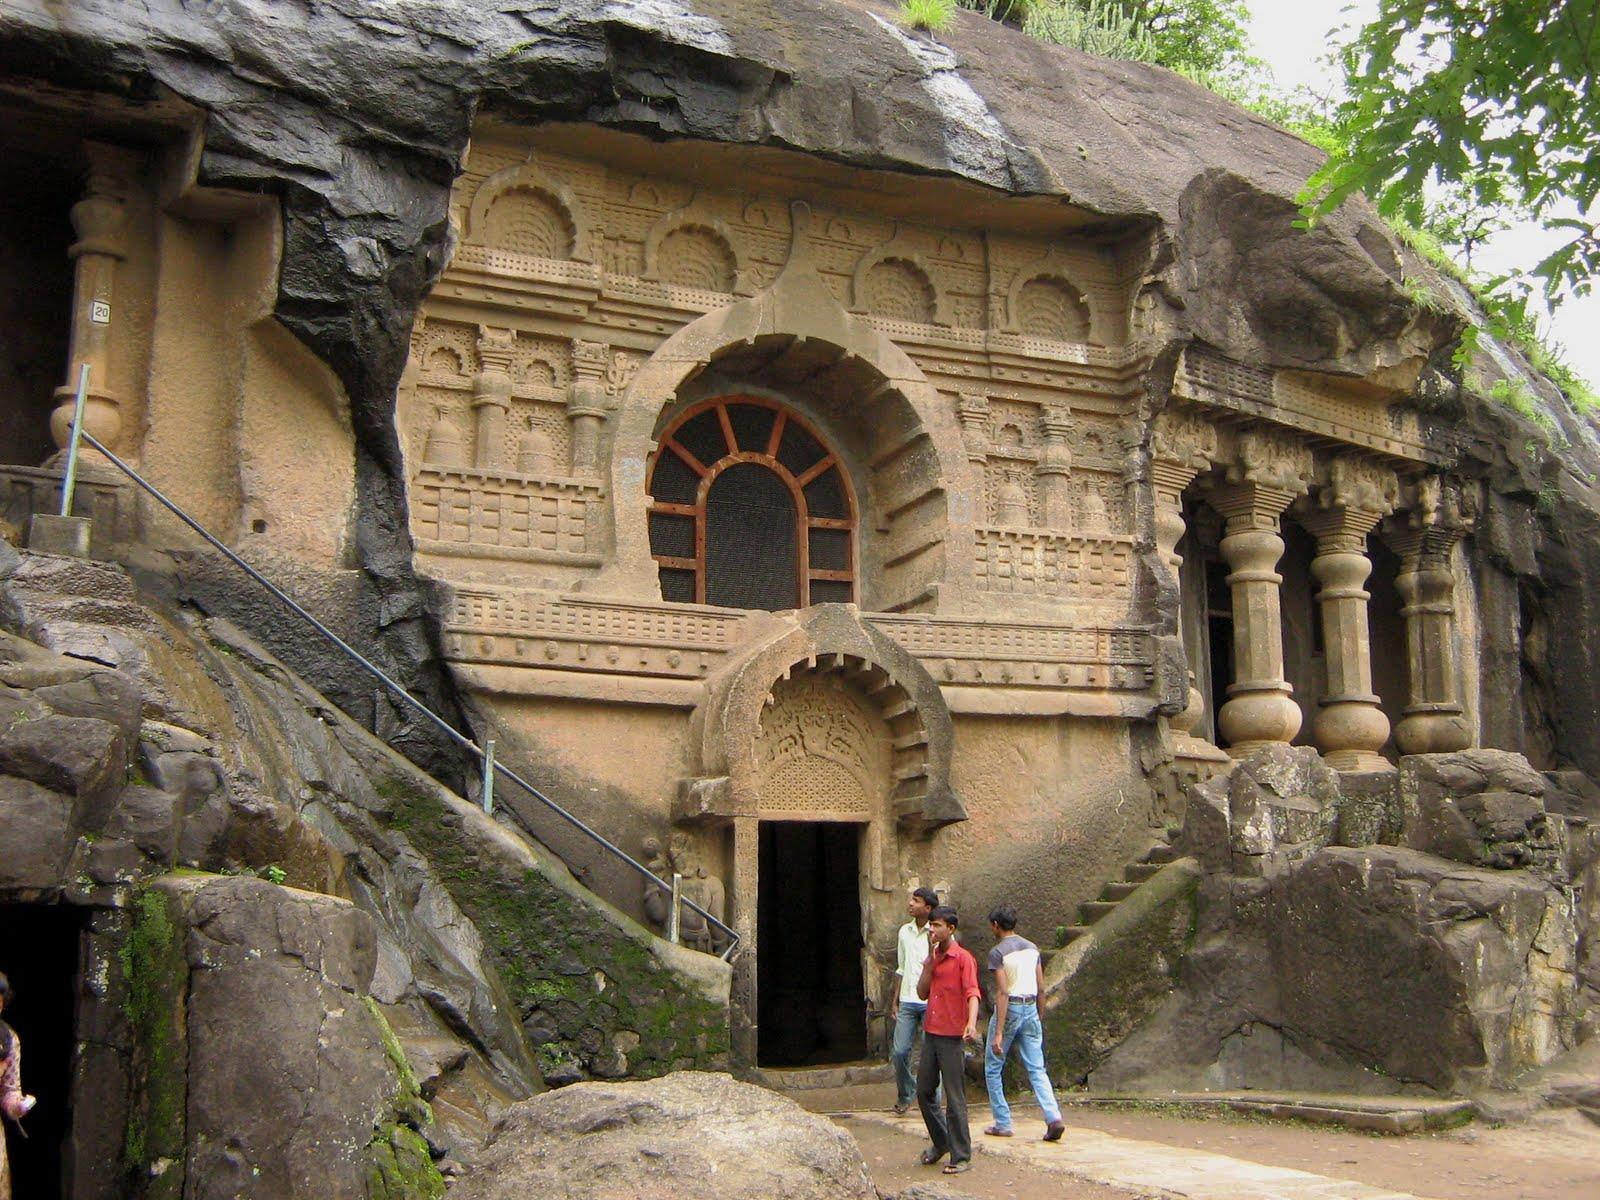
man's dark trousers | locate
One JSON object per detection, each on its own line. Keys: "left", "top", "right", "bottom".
{"left": 916, "top": 1032, "right": 971, "bottom": 1163}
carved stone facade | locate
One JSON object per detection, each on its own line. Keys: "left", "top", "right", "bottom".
{"left": 0, "top": 111, "right": 1490, "bottom": 1072}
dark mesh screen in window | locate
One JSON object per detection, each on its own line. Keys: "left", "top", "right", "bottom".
{"left": 649, "top": 511, "right": 695, "bottom": 559}
{"left": 651, "top": 449, "right": 699, "bottom": 505}
{"left": 803, "top": 467, "right": 848, "bottom": 519}
{"left": 659, "top": 568, "right": 696, "bottom": 603}
{"left": 674, "top": 408, "right": 729, "bottom": 465}
{"left": 810, "top": 579, "right": 854, "bottom": 605}
{"left": 777, "top": 419, "right": 825, "bottom": 476}
{"left": 808, "top": 526, "right": 851, "bottom": 571}
{"left": 727, "top": 403, "right": 777, "bottom": 454}
{"left": 705, "top": 463, "right": 798, "bottom": 610}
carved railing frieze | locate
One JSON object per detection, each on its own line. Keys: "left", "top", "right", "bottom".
{"left": 412, "top": 467, "right": 605, "bottom": 564}
{"left": 442, "top": 589, "right": 1156, "bottom": 694}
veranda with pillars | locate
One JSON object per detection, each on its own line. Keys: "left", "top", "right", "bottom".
{"left": 1153, "top": 407, "right": 1474, "bottom": 771}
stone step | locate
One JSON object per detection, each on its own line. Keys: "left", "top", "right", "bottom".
{"left": 1099, "top": 881, "right": 1140, "bottom": 901}
{"left": 1143, "top": 844, "right": 1178, "bottom": 865}
{"left": 1055, "top": 924, "right": 1093, "bottom": 946}
{"left": 755, "top": 1061, "right": 894, "bottom": 1093}
{"left": 1124, "top": 862, "right": 1162, "bottom": 883}
{"left": 1057, "top": 1091, "right": 1476, "bottom": 1135}
{"left": 1078, "top": 900, "right": 1119, "bottom": 924}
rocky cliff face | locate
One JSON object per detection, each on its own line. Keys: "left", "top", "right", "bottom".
{"left": 0, "top": 541, "right": 729, "bottom": 1195}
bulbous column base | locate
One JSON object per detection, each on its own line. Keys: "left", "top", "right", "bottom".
{"left": 1394, "top": 709, "right": 1472, "bottom": 755}
{"left": 1314, "top": 696, "right": 1392, "bottom": 772}
{"left": 1219, "top": 683, "right": 1302, "bottom": 757}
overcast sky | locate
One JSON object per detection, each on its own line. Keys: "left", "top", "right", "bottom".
{"left": 1244, "top": 1, "right": 1600, "bottom": 389}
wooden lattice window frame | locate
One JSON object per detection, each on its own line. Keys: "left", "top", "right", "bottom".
{"left": 647, "top": 396, "right": 857, "bottom": 608}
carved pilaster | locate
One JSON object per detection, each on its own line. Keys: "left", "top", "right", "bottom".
{"left": 1384, "top": 476, "right": 1475, "bottom": 755}
{"left": 472, "top": 327, "right": 516, "bottom": 470}
{"left": 956, "top": 393, "right": 990, "bottom": 466}
{"left": 1209, "top": 427, "right": 1312, "bottom": 756}
{"left": 1149, "top": 406, "right": 1218, "bottom": 574}
{"left": 1035, "top": 403, "right": 1074, "bottom": 531}
{"left": 50, "top": 143, "right": 139, "bottom": 462}
{"left": 568, "top": 339, "right": 611, "bottom": 477}
{"left": 1299, "top": 456, "right": 1400, "bottom": 771}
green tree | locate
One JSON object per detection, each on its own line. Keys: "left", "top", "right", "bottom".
{"left": 962, "top": 0, "right": 1250, "bottom": 74}
{"left": 1302, "top": 1, "right": 1600, "bottom": 302}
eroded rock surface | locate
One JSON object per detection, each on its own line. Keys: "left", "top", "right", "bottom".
{"left": 450, "top": 1072, "right": 877, "bottom": 1200}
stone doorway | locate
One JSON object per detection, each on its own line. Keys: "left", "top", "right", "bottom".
{"left": 0, "top": 903, "right": 84, "bottom": 1199}
{"left": 755, "top": 820, "right": 867, "bottom": 1067}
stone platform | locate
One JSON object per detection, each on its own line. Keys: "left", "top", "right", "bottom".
{"left": 1059, "top": 1091, "right": 1476, "bottom": 1135}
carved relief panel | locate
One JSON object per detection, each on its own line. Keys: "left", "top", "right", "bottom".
{"left": 755, "top": 671, "right": 891, "bottom": 820}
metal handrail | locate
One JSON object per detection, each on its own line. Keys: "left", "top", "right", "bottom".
{"left": 69, "top": 425, "right": 739, "bottom": 961}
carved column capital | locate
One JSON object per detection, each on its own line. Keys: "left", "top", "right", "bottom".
{"left": 956, "top": 392, "right": 990, "bottom": 464}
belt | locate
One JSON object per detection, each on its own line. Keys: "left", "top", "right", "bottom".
{"left": 1006, "top": 995, "right": 1037, "bottom": 1005}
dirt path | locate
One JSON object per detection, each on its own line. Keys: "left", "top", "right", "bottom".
{"left": 813, "top": 1085, "right": 1600, "bottom": 1200}
{"left": 837, "top": 1112, "right": 1144, "bottom": 1199}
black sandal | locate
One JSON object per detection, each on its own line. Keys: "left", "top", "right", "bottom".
{"left": 920, "top": 1147, "right": 946, "bottom": 1166}
{"left": 943, "top": 1160, "right": 971, "bottom": 1174}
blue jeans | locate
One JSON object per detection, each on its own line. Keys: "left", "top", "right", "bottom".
{"left": 984, "top": 1002, "right": 1061, "bottom": 1130}
{"left": 890, "top": 1001, "right": 927, "bottom": 1105}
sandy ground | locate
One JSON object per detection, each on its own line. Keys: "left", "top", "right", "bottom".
{"left": 812, "top": 1085, "right": 1600, "bottom": 1200}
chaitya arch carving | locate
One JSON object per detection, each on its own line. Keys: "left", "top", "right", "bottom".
{"left": 1005, "top": 254, "right": 1095, "bottom": 342}
{"left": 601, "top": 201, "right": 978, "bottom": 610}
{"left": 465, "top": 165, "right": 592, "bottom": 261}
{"left": 679, "top": 604, "right": 966, "bottom": 829}
{"left": 643, "top": 208, "right": 740, "bottom": 293}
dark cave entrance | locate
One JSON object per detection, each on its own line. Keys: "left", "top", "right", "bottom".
{"left": 756, "top": 821, "right": 867, "bottom": 1067}
{"left": 0, "top": 904, "right": 85, "bottom": 1200}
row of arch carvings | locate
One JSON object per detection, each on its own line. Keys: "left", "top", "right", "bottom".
{"left": 460, "top": 165, "right": 1101, "bottom": 339}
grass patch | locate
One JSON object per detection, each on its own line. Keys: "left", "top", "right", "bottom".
{"left": 900, "top": 0, "right": 957, "bottom": 33}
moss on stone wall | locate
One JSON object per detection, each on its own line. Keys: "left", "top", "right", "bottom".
{"left": 119, "top": 886, "right": 189, "bottom": 1198}
{"left": 379, "top": 774, "right": 730, "bottom": 1081}
{"left": 1043, "top": 859, "right": 1201, "bottom": 1086}
{"left": 360, "top": 997, "right": 446, "bottom": 1200}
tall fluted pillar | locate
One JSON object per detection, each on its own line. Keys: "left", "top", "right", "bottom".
{"left": 1210, "top": 428, "right": 1311, "bottom": 756}
{"left": 472, "top": 327, "right": 516, "bottom": 470}
{"left": 1386, "top": 478, "right": 1473, "bottom": 754}
{"left": 1300, "top": 459, "right": 1399, "bottom": 770}
{"left": 568, "top": 340, "right": 611, "bottom": 477}
{"left": 49, "top": 143, "right": 138, "bottom": 462}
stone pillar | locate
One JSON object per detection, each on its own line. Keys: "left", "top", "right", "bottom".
{"left": 1035, "top": 403, "right": 1074, "bottom": 530}
{"left": 49, "top": 143, "right": 139, "bottom": 462}
{"left": 1210, "top": 427, "right": 1312, "bottom": 756}
{"left": 729, "top": 815, "right": 759, "bottom": 1064}
{"left": 1386, "top": 478, "right": 1474, "bottom": 755}
{"left": 567, "top": 340, "right": 611, "bottom": 477}
{"left": 1150, "top": 407, "right": 1218, "bottom": 577}
{"left": 1299, "top": 458, "right": 1400, "bottom": 771}
{"left": 472, "top": 327, "right": 516, "bottom": 470}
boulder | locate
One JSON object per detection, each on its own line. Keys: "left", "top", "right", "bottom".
{"left": 132, "top": 874, "right": 443, "bottom": 1200}
{"left": 0, "top": 775, "right": 75, "bottom": 891}
{"left": 1268, "top": 846, "right": 1578, "bottom": 1091}
{"left": 450, "top": 1072, "right": 876, "bottom": 1200}
{"left": 1180, "top": 745, "right": 1341, "bottom": 877}
{"left": 1400, "top": 750, "right": 1564, "bottom": 872}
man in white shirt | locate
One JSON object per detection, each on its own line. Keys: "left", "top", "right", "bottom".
{"left": 889, "top": 886, "right": 939, "bottom": 1114}
{"left": 982, "top": 903, "right": 1065, "bottom": 1141}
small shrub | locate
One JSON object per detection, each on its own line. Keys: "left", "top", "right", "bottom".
{"left": 900, "top": 0, "right": 957, "bottom": 33}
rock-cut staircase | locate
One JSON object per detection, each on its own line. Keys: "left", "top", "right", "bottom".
{"left": 1055, "top": 839, "right": 1181, "bottom": 950}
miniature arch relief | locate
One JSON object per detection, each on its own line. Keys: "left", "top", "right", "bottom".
{"left": 643, "top": 205, "right": 741, "bottom": 293}
{"left": 1005, "top": 252, "right": 1095, "bottom": 342}
{"left": 465, "top": 164, "right": 593, "bottom": 261}
{"left": 851, "top": 232, "right": 949, "bottom": 325}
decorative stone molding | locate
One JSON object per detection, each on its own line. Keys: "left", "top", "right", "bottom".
{"left": 643, "top": 203, "right": 741, "bottom": 293}
{"left": 412, "top": 468, "right": 604, "bottom": 564}
{"left": 973, "top": 529, "right": 1133, "bottom": 597}
{"left": 441, "top": 588, "right": 1156, "bottom": 696}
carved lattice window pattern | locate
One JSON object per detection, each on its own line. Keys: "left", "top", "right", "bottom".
{"left": 647, "top": 397, "right": 857, "bottom": 610}
{"left": 482, "top": 188, "right": 573, "bottom": 258}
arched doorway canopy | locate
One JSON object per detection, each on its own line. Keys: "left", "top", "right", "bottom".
{"left": 647, "top": 396, "right": 857, "bottom": 610}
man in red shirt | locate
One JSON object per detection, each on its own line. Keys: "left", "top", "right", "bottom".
{"left": 914, "top": 905, "right": 980, "bottom": 1174}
